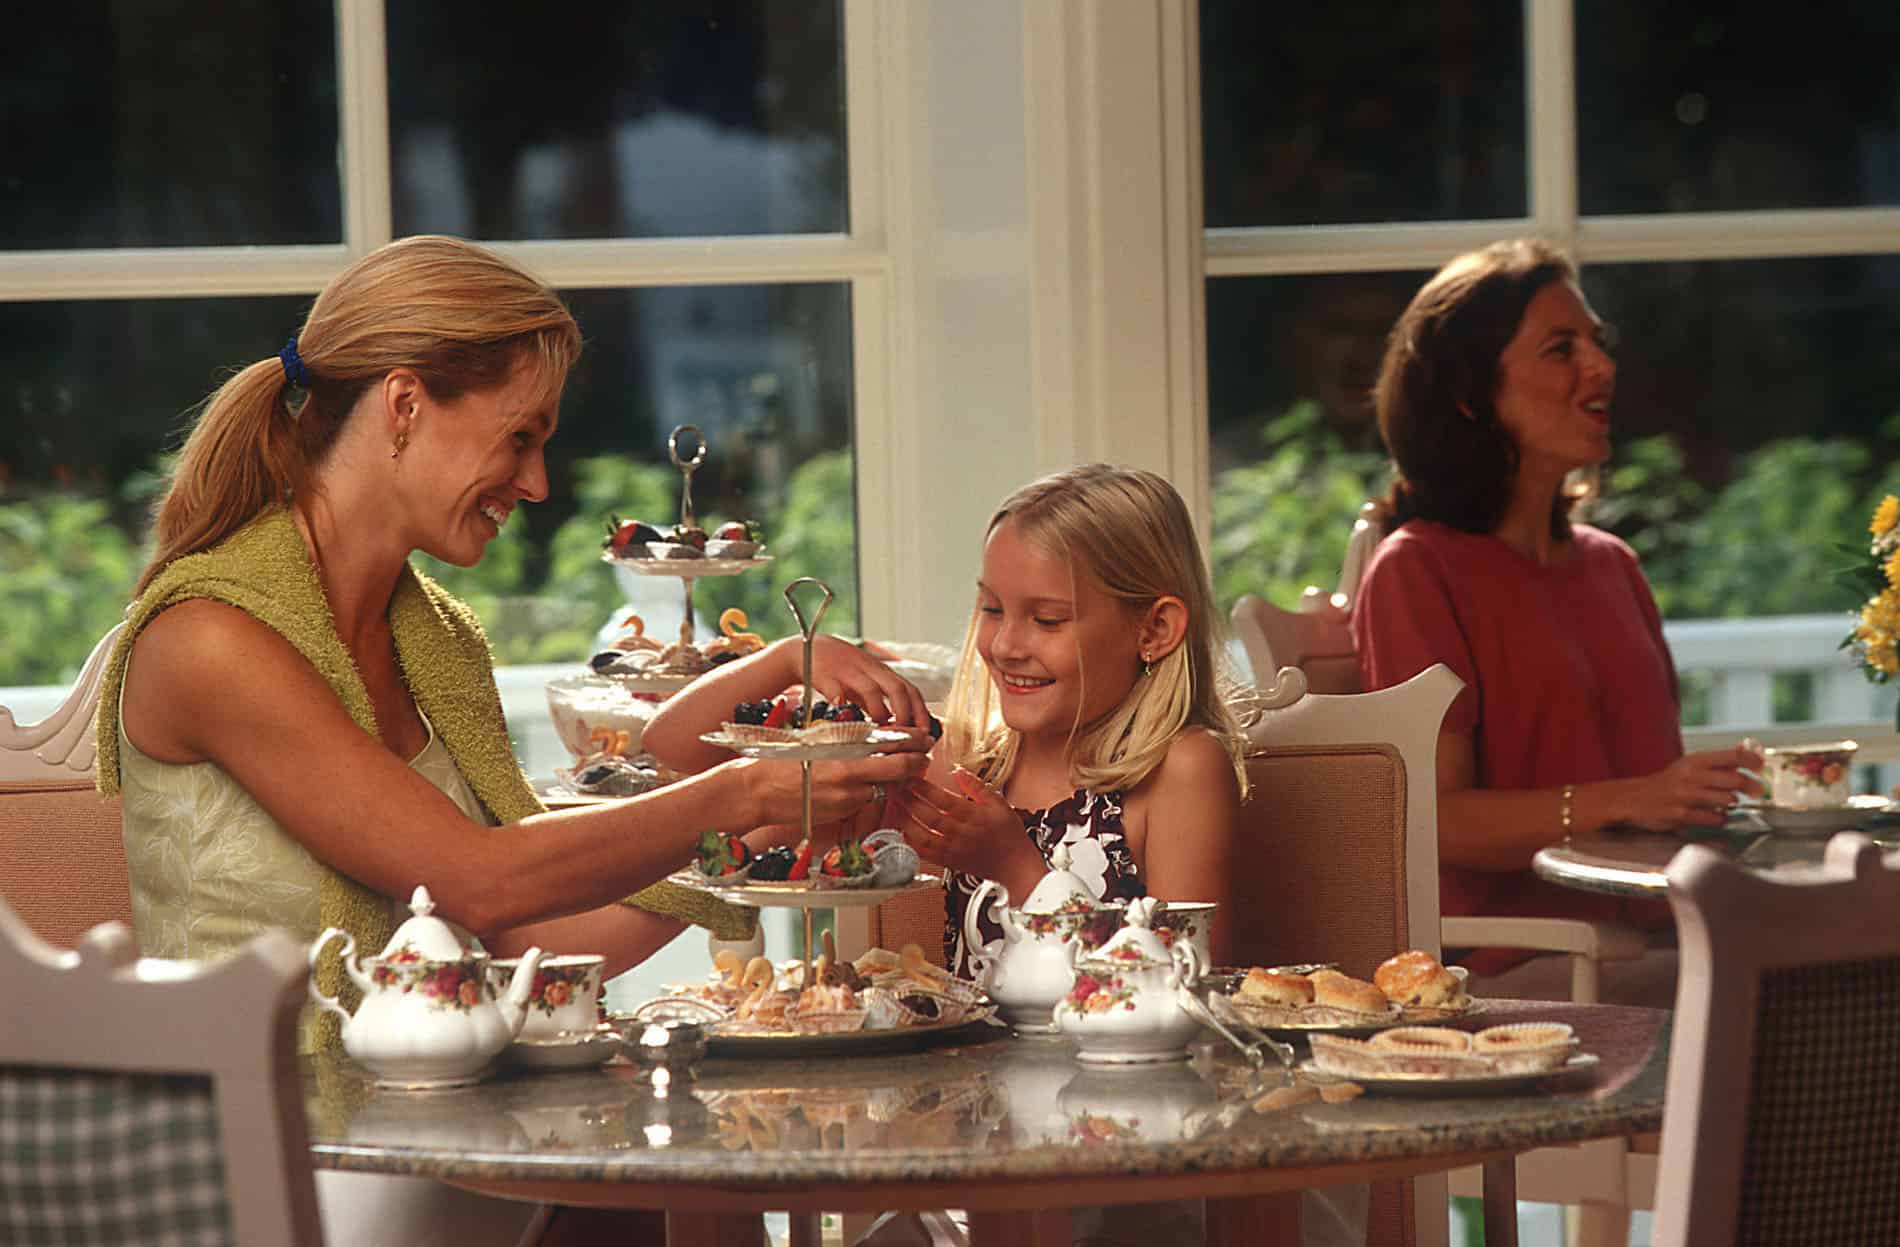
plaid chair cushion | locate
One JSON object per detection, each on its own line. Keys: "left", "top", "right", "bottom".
{"left": 1737, "top": 954, "right": 1900, "bottom": 1246}
{"left": 0, "top": 1067, "right": 233, "bottom": 1247}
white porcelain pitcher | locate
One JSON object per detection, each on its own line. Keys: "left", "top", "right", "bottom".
{"left": 965, "top": 844, "right": 1103, "bottom": 1034}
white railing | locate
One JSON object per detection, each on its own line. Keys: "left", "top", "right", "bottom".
{"left": 1666, "top": 614, "right": 1899, "bottom": 762}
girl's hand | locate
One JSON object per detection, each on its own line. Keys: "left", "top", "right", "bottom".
{"left": 805, "top": 635, "right": 932, "bottom": 730}
{"left": 895, "top": 767, "right": 1042, "bottom": 889}
{"left": 1617, "top": 745, "right": 1762, "bottom": 831}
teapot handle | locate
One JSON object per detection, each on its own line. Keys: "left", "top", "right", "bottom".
{"left": 964, "top": 878, "right": 1006, "bottom": 977}
{"left": 308, "top": 927, "right": 356, "bottom": 1023}
{"left": 1168, "top": 937, "right": 1205, "bottom": 991}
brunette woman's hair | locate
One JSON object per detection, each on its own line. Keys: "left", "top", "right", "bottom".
{"left": 137, "top": 235, "right": 581, "bottom": 592}
{"left": 941, "top": 464, "right": 1249, "bottom": 796}
{"left": 1374, "top": 238, "right": 1580, "bottom": 538}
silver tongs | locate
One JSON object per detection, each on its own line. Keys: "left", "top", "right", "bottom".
{"left": 1179, "top": 976, "right": 1297, "bottom": 1079}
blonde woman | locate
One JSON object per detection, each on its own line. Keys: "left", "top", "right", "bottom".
{"left": 100, "top": 234, "right": 927, "bottom": 1245}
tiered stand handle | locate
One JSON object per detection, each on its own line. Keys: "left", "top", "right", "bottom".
{"left": 667, "top": 424, "right": 709, "bottom": 652}
{"left": 782, "top": 576, "right": 834, "bottom": 975}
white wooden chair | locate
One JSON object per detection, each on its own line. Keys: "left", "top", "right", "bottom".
{"left": 0, "top": 898, "right": 323, "bottom": 1246}
{"left": 1653, "top": 832, "right": 1900, "bottom": 1246}
{"left": 1238, "top": 661, "right": 1462, "bottom": 1247}
{"left": 0, "top": 624, "right": 132, "bottom": 947}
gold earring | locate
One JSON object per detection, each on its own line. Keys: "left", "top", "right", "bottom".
{"left": 391, "top": 429, "right": 409, "bottom": 460}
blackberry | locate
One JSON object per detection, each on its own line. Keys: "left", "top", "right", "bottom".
{"left": 732, "top": 700, "right": 771, "bottom": 725}
{"left": 748, "top": 845, "right": 797, "bottom": 881}
{"left": 587, "top": 650, "right": 623, "bottom": 673}
{"left": 808, "top": 700, "right": 831, "bottom": 722}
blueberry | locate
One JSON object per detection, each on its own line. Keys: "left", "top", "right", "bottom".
{"left": 732, "top": 700, "right": 769, "bottom": 725}
{"left": 809, "top": 700, "right": 831, "bottom": 722}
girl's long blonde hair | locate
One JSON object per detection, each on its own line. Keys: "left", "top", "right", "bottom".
{"left": 137, "top": 235, "right": 581, "bottom": 593}
{"left": 941, "top": 464, "right": 1249, "bottom": 796}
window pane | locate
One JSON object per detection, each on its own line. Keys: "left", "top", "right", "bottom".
{"left": 0, "top": 284, "right": 857, "bottom": 690}
{"left": 1199, "top": 1, "right": 1525, "bottom": 227}
{"left": 1578, "top": 3, "right": 1900, "bottom": 214}
{"left": 1584, "top": 255, "right": 1900, "bottom": 620}
{"left": 387, "top": 3, "right": 847, "bottom": 240}
{"left": 424, "top": 283, "right": 859, "bottom": 665}
{"left": 3, "top": 4, "right": 340, "bottom": 249}
{"left": 1203, "top": 271, "right": 1424, "bottom": 612}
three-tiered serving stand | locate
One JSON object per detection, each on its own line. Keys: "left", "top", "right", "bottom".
{"left": 689, "top": 575, "right": 929, "bottom": 977}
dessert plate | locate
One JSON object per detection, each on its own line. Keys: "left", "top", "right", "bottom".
{"left": 603, "top": 550, "right": 773, "bottom": 578}
{"left": 668, "top": 870, "right": 939, "bottom": 909}
{"left": 1748, "top": 794, "right": 1896, "bottom": 837}
{"left": 699, "top": 727, "right": 912, "bottom": 762}
{"left": 1299, "top": 1053, "right": 1599, "bottom": 1097}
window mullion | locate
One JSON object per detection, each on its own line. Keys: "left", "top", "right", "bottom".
{"left": 335, "top": 0, "right": 392, "bottom": 255}
{"left": 1526, "top": 0, "right": 1579, "bottom": 250}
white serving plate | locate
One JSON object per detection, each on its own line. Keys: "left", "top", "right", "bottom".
{"left": 1299, "top": 1053, "right": 1600, "bottom": 1097}
{"left": 699, "top": 727, "right": 913, "bottom": 762}
{"left": 602, "top": 550, "right": 773, "bottom": 579}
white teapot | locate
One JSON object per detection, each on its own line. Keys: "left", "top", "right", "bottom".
{"left": 1055, "top": 896, "right": 1205, "bottom": 1065}
{"left": 310, "top": 885, "right": 544, "bottom": 1089}
{"left": 965, "top": 844, "right": 1103, "bottom": 1034}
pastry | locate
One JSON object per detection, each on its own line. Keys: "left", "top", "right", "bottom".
{"left": 1308, "top": 969, "right": 1392, "bottom": 1019}
{"left": 1373, "top": 949, "right": 1468, "bottom": 1010}
{"left": 1238, "top": 967, "right": 1315, "bottom": 1008}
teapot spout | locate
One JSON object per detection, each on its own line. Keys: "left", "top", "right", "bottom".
{"left": 496, "top": 946, "right": 546, "bottom": 1037}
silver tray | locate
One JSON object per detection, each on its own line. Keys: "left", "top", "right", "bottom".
{"left": 1299, "top": 1053, "right": 1599, "bottom": 1097}
{"left": 705, "top": 1011, "right": 1000, "bottom": 1058}
{"left": 602, "top": 550, "right": 773, "bottom": 579}
{"left": 698, "top": 727, "right": 913, "bottom": 762}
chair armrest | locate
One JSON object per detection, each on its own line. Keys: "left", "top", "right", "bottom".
{"left": 1441, "top": 916, "right": 1648, "bottom": 962}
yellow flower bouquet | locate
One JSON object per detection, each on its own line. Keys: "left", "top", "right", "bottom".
{"left": 1845, "top": 495, "right": 1900, "bottom": 725}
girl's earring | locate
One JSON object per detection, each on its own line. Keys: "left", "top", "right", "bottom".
{"left": 1140, "top": 651, "right": 1153, "bottom": 678}
{"left": 391, "top": 429, "right": 409, "bottom": 460}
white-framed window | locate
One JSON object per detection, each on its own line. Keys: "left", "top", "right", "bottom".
{"left": 1198, "top": 0, "right": 1900, "bottom": 737}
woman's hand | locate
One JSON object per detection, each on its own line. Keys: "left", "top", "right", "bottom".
{"left": 805, "top": 635, "right": 933, "bottom": 729}
{"left": 735, "top": 730, "right": 932, "bottom": 828}
{"left": 894, "top": 767, "right": 1044, "bottom": 897}
{"left": 1614, "top": 745, "right": 1763, "bottom": 831}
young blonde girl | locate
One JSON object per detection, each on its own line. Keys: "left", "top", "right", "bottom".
{"left": 903, "top": 463, "right": 1248, "bottom": 974}
{"left": 645, "top": 463, "right": 1249, "bottom": 973}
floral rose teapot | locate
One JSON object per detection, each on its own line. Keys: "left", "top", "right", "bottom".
{"left": 310, "top": 885, "right": 544, "bottom": 1089}
{"left": 1055, "top": 896, "right": 1205, "bottom": 1065}
{"left": 965, "top": 844, "right": 1108, "bottom": 1034}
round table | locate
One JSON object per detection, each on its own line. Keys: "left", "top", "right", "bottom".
{"left": 1534, "top": 823, "right": 1900, "bottom": 898}
{"left": 304, "top": 1000, "right": 1668, "bottom": 1247}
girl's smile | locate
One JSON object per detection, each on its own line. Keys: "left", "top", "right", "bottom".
{"left": 975, "top": 519, "right": 1143, "bottom": 744}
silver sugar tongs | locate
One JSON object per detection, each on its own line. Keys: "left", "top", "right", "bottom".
{"left": 1180, "top": 977, "right": 1297, "bottom": 1078}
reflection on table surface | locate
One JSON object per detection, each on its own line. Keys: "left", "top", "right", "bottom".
{"left": 304, "top": 1001, "right": 1667, "bottom": 1189}
{"left": 1535, "top": 821, "right": 1900, "bottom": 898}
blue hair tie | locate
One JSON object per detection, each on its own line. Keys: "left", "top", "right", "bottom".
{"left": 279, "top": 337, "right": 311, "bottom": 388}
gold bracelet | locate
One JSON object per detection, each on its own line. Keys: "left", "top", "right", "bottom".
{"left": 1561, "top": 784, "right": 1575, "bottom": 834}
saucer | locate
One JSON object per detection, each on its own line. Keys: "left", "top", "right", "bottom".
{"left": 1747, "top": 795, "right": 1896, "bottom": 837}
{"left": 503, "top": 1024, "right": 622, "bottom": 1071}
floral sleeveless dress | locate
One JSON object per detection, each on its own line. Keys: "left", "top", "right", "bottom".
{"left": 943, "top": 788, "right": 1144, "bottom": 980}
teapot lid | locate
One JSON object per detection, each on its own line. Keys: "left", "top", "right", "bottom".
{"left": 378, "top": 886, "right": 474, "bottom": 960}
{"left": 1083, "top": 896, "right": 1168, "bottom": 964}
{"left": 1019, "top": 843, "right": 1097, "bottom": 914}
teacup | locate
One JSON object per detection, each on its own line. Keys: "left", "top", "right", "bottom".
{"left": 1076, "top": 900, "right": 1217, "bottom": 967}
{"left": 1761, "top": 740, "right": 1857, "bottom": 810}
{"left": 488, "top": 953, "right": 606, "bottom": 1040}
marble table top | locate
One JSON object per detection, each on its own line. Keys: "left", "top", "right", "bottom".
{"left": 305, "top": 1000, "right": 1666, "bottom": 1192}
{"left": 1534, "top": 823, "right": 1900, "bottom": 898}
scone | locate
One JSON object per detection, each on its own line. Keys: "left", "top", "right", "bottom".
{"left": 1307, "top": 969, "right": 1394, "bottom": 1022}
{"left": 1238, "top": 967, "right": 1315, "bottom": 1008}
{"left": 1374, "top": 949, "right": 1471, "bottom": 1017}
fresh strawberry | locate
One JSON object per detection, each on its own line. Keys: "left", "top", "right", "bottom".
{"left": 820, "top": 840, "right": 873, "bottom": 879}
{"left": 762, "top": 697, "right": 793, "bottom": 729}
{"left": 713, "top": 520, "right": 753, "bottom": 541}
{"left": 787, "top": 840, "right": 813, "bottom": 881}
{"left": 694, "top": 829, "right": 753, "bottom": 878}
